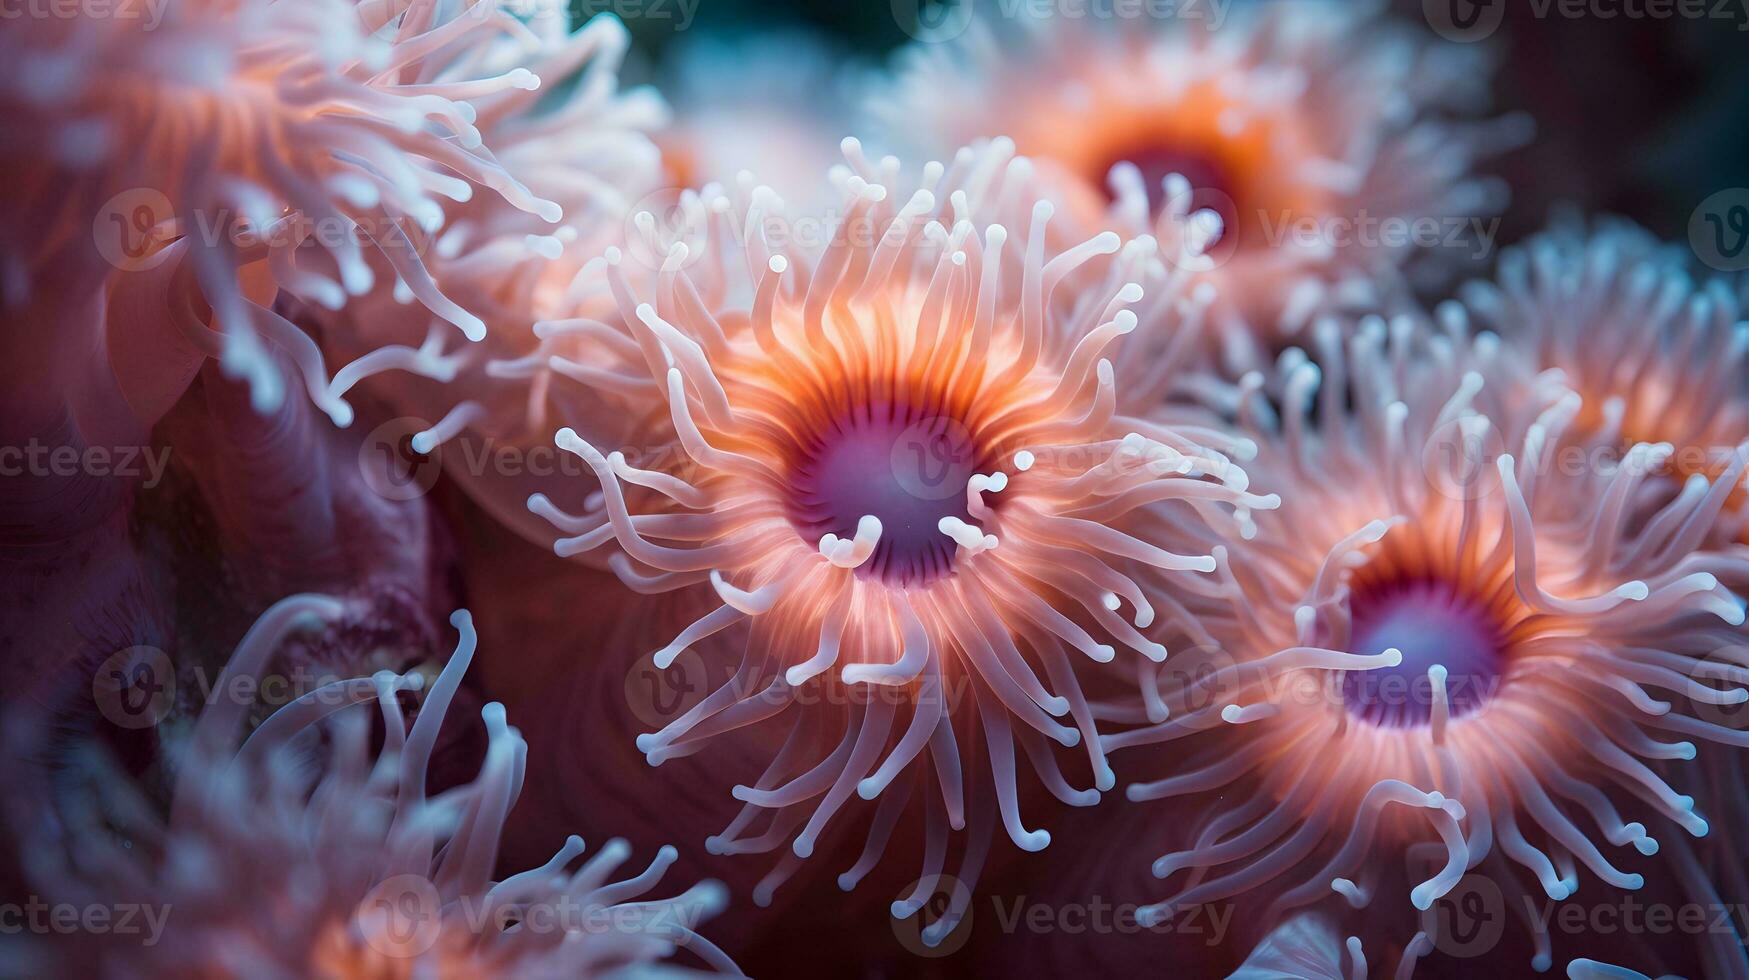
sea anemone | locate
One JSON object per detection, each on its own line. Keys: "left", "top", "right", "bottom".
{"left": 15, "top": 595, "right": 738, "bottom": 977}
{"left": 865, "top": 0, "right": 1527, "bottom": 371}
{"left": 313, "top": 4, "right": 670, "bottom": 545}
{"left": 0, "top": 0, "right": 565, "bottom": 444}
{"left": 525, "top": 139, "right": 1273, "bottom": 944}
{"left": 0, "top": 0, "right": 602, "bottom": 721}
{"left": 1457, "top": 222, "right": 1749, "bottom": 546}
{"left": 1458, "top": 223, "right": 1749, "bottom": 976}
{"left": 1102, "top": 312, "right": 1749, "bottom": 975}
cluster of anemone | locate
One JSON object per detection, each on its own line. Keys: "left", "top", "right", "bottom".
{"left": 13, "top": 598, "right": 736, "bottom": 976}
{"left": 5, "top": 1, "right": 1748, "bottom": 979}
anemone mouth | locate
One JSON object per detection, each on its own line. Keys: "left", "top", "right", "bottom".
{"left": 785, "top": 399, "right": 994, "bottom": 587}
{"left": 1094, "top": 142, "right": 1238, "bottom": 221}
{"left": 1341, "top": 574, "right": 1511, "bottom": 728}
{"left": 1314, "top": 506, "right": 1533, "bottom": 732}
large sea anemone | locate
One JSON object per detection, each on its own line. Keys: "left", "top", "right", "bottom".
{"left": 13, "top": 595, "right": 738, "bottom": 976}
{"left": 525, "top": 139, "right": 1274, "bottom": 944}
{"left": 1103, "top": 309, "right": 1749, "bottom": 976}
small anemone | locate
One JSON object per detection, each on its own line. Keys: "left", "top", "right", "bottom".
{"left": 1453, "top": 220, "right": 1749, "bottom": 547}
{"left": 863, "top": 0, "right": 1530, "bottom": 372}
{"left": 19, "top": 595, "right": 739, "bottom": 977}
